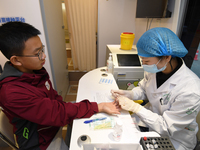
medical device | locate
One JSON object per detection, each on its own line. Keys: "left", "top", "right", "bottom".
{"left": 106, "top": 45, "right": 144, "bottom": 90}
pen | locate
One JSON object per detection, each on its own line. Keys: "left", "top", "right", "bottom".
{"left": 84, "top": 117, "right": 107, "bottom": 124}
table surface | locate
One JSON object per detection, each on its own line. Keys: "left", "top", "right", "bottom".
{"left": 69, "top": 67, "right": 159, "bottom": 150}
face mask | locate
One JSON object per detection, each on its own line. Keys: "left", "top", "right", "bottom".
{"left": 142, "top": 59, "right": 167, "bottom": 73}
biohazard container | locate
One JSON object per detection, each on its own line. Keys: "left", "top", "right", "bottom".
{"left": 120, "top": 32, "right": 135, "bottom": 50}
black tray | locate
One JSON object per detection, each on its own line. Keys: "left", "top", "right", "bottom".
{"left": 140, "top": 136, "right": 175, "bottom": 150}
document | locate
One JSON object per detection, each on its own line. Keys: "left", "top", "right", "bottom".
{"left": 92, "top": 90, "right": 114, "bottom": 104}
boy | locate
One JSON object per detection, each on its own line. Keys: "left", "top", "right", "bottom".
{"left": 0, "top": 21, "right": 120, "bottom": 150}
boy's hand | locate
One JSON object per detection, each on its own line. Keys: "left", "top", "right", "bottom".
{"left": 98, "top": 101, "right": 121, "bottom": 115}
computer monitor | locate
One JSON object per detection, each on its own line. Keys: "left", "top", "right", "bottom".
{"left": 136, "top": 0, "right": 174, "bottom": 18}
{"left": 117, "top": 54, "right": 141, "bottom": 67}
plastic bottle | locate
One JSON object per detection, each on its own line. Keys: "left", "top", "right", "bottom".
{"left": 112, "top": 119, "right": 123, "bottom": 142}
{"left": 106, "top": 53, "right": 113, "bottom": 73}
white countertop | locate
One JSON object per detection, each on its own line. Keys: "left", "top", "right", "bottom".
{"left": 69, "top": 67, "right": 159, "bottom": 150}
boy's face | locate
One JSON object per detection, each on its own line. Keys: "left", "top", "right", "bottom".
{"left": 15, "top": 36, "right": 46, "bottom": 73}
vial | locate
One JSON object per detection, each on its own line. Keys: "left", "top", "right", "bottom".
{"left": 112, "top": 119, "right": 123, "bottom": 142}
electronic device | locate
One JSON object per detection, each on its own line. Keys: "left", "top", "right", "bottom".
{"left": 106, "top": 45, "right": 144, "bottom": 90}
{"left": 136, "top": 0, "right": 175, "bottom": 18}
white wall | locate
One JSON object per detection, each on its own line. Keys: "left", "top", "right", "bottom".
{"left": 0, "top": 51, "right": 8, "bottom": 68}
{"left": 98, "top": 0, "right": 136, "bottom": 67}
{"left": 0, "top": 0, "right": 53, "bottom": 83}
{"left": 97, "top": 0, "right": 182, "bottom": 67}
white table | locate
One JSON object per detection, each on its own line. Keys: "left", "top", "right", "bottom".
{"left": 69, "top": 67, "right": 159, "bottom": 150}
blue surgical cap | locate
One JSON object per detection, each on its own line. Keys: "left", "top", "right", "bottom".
{"left": 136, "top": 27, "right": 188, "bottom": 57}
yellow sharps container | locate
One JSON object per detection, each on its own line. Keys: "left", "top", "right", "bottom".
{"left": 120, "top": 32, "right": 135, "bottom": 50}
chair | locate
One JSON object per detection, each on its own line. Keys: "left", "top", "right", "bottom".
{"left": 0, "top": 111, "right": 19, "bottom": 149}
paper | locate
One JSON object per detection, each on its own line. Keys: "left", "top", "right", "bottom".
{"left": 93, "top": 91, "right": 114, "bottom": 104}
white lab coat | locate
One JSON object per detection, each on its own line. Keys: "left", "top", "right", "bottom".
{"left": 132, "top": 59, "right": 200, "bottom": 150}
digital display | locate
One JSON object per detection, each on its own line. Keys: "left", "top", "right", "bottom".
{"left": 117, "top": 54, "right": 141, "bottom": 66}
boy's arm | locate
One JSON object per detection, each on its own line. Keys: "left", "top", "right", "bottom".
{"left": 3, "top": 92, "right": 119, "bottom": 126}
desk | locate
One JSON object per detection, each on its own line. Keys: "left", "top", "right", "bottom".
{"left": 69, "top": 67, "right": 159, "bottom": 150}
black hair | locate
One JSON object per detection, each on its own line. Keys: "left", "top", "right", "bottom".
{"left": 0, "top": 21, "right": 41, "bottom": 59}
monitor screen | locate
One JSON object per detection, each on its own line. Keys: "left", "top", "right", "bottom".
{"left": 136, "top": 0, "right": 172, "bottom": 18}
{"left": 117, "top": 54, "right": 141, "bottom": 66}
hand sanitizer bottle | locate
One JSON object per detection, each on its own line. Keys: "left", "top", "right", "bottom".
{"left": 112, "top": 119, "right": 123, "bottom": 141}
{"left": 107, "top": 53, "right": 113, "bottom": 73}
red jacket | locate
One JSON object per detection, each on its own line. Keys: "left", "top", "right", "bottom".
{"left": 0, "top": 62, "right": 98, "bottom": 150}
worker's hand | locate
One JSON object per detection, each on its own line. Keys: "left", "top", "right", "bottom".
{"left": 116, "top": 96, "right": 143, "bottom": 113}
{"left": 111, "top": 89, "right": 134, "bottom": 99}
{"left": 98, "top": 101, "right": 121, "bottom": 115}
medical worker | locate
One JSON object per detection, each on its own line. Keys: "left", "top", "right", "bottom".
{"left": 111, "top": 27, "right": 200, "bottom": 150}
